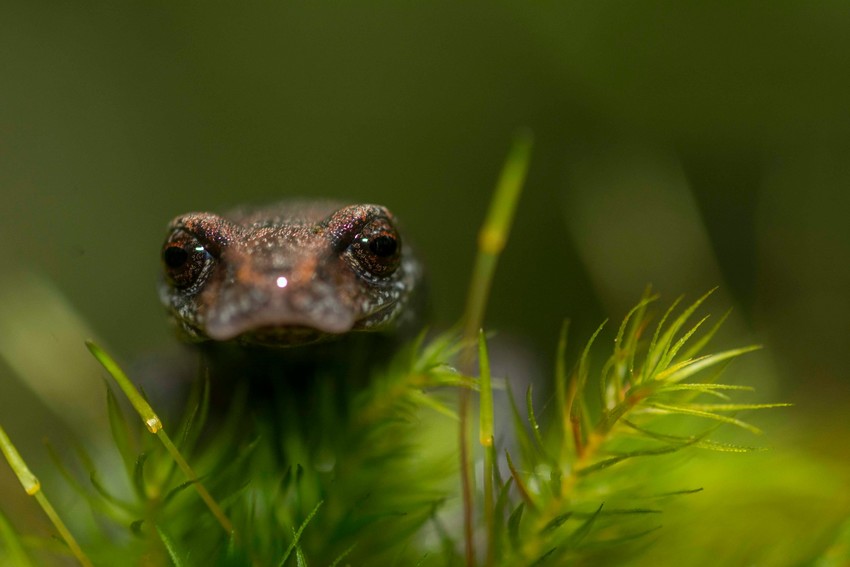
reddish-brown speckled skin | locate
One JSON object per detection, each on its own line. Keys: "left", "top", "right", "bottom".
{"left": 158, "top": 200, "right": 422, "bottom": 347}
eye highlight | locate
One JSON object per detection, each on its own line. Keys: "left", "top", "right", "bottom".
{"left": 161, "top": 231, "right": 214, "bottom": 289}
{"left": 349, "top": 218, "right": 401, "bottom": 277}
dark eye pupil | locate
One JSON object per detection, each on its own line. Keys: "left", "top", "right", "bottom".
{"left": 369, "top": 235, "right": 397, "bottom": 257}
{"left": 163, "top": 246, "right": 189, "bottom": 269}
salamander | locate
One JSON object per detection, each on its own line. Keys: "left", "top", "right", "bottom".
{"left": 157, "top": 200, "right": 423, "bottom": 348}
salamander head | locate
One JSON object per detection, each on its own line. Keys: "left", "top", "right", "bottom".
{"left": 157, "top": 201, "right": 422, "bottom": 347}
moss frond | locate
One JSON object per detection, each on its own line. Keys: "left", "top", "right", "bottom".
{"left": 0, "top": 291, "right": 793, "bottom": 567}
{"left": 485, "top": 290, "right": 787, "bottom": 566}
{"left": 0, "top": 135, "right": 798, "bottom": 565}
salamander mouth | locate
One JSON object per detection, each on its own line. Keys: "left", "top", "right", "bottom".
{"left": 233, "top": 324, "right": 342, "bottom": 347}
{"left": 245, "top": 297, "right": 403, "bottom": 345}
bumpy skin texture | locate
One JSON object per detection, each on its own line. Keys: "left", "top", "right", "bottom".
{"left": 158, "top": 200, "right": 422, "bottom": 347}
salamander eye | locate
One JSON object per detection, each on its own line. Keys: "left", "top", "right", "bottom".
{"left": 161, "top": 231, "right": 214, "bottom": 289}
{"left": 369, "top": 234, "right": 398, "bottom": 257}
{"left": 349, "top": 218, "right": 401, "bottom": 277}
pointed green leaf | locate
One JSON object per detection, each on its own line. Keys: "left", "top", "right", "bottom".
{"left": 680, "top": 308, "right": 731, "bottom": 360}
{"left": 278, "top": 500, "right": 323, "bottom": 567}
{"left": 408, "top": 390, "right": 458, "bottom": 421}
{"left": 162, "top": 477, "right": 202, "bottom": 506}
{"left": 43, "top": 440, "right": 118, "bottom": 518}
{"left": 615, "top": 292, "right": 657, "bottom": 352}
{"left": 530, "top": 547, "right": 558, "bottom": 566}
{"left": 554, "top": 319, "right": 570, "bottom": 441}
{"left": 506, "top": 385, "right": 535, "bottom": 467}
{"left": 577, "top": 444, "right": 685, "bottom": 476}
{"left": 217, "top": 480, "right": 253, "bottom": 510}
{"left": 540, "top": 512, "right": 573, "bottom": 534}
{"left": 654, "top": 382, "right": 754, "bottom": 402}
{"left": 681, "top": 402, "right": 792, "bottom": 412}
{"left": 87, "top": 341, "right": 162, "bottom": 434}
{"left": 505, "top": 450, "right": 536, "bottom": 510}
{"left": 156, "top": 524, "right": 187, "bottom": 567}
{"left": 580, "top": 507, "right": 661, "bottom": 516}
{"left": 89, "top": 471, "right": 135, "bottom": 512}
{"left": 131, "top": 452, "right": 148, "bottom": 500}
{"left": 479, "top": 329, "right": 495, "bottom": 448}
{"left": 493, "top": 477, "right": 514, "bottom": 557}
{"left": 622, "top": 419, "right": 718, "bottom": 444}
{"left": 0, "top": 426, "right": 95, "bottom": 567}
{"left": 655, "top": 383, "right": 754, "bottom": 394}
{"left": 463, "top": 132, "right": 532, "bottom": 340}
{"left": 106, "top": 385, "right": 137, "bottom": 474}
{"left": 660, "top": 345, "right": 762, "bottom": 384}
{"left": 573, "top": 320, "right": 607, "bottom": 416}
{"left": 526, "top": 385, "right": 550, "bottom": 459}
{"left": 646, "top": 289, "right": 716, "bottom": 380}
{"left": 648, "top": 402, "right": 763, "bottom": 434}
{"left": 660, "top": 314, "right": 710, "bottom": 371}
{"left": 645, "top": 295, "right": 683, "bottom": 380}
{"left": 694, "top": 440, "right": 765, "bottom": 453}
{"left": 508, "top": 502, "right": 525, "bottom": 550}
{"left": 615, "top": 292, "right": 657, "bottom": 388}
{"left": 565, "top": 503, "right": 604, "bottom": 548}
{"left": 175, "top": 372, "right": 210, "bottom": 452}
{"left": 580, "top": 525, "right": 663, "bottom": 548}
{"left": 329, "top": 543, "right": 357, "bottom": 567}
{"left": 549, "top": 466, "right": 563, "bottom": 501}
{"left": 0, "top": 508, "right": 35, "bottom": 567}
{"left": 621, "top": 420, "right": 763, "bottom": 451}
{"left": 653, "top": 488, "right": 704, "bottom": 497}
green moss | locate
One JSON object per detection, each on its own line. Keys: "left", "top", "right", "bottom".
{"left": 1, "top": 139, "right": 833, "bottom": 566}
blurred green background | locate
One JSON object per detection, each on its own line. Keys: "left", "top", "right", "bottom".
{"left": 1, "top": 2, "right": 849, "bottom": 563}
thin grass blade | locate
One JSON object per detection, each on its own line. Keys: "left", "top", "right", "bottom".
{"left": 507, "top": 502, "right": 525, "bottom": 551}
{"left": 156, "top": 524, "right": 187, "bottom": 567}
{"left": 329, "top": 543, "right": 357, "bottom": 567}
{"left": 565, "top": 503, "right": 604, "bottom": 548}
{"left": 554, "top": 319, "right": 570, "bottom": 442}
{"left": 526, "top": 385, "right": 549, "bottom": 459}
{"left": 0, "top": 508, "right": 35, "bottom": 567}
{"left": 106, "top": 385, "right": 138, "bottom": 475}
{"left": 278, "top": 499, "right": 323, "bottom": 567}
{"left": 505, "top": 450, "right": 536, "bottom": 511}
{"left": 614, "top": 292, "right": 657, "bottom": 388}
{"left": 1, "top": 425, "right": 93, "bottom": 567}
